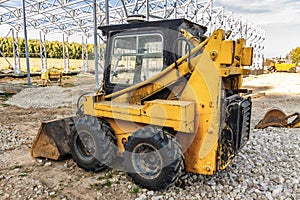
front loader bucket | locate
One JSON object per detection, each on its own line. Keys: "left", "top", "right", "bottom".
{"left": 31, "top": 117, "right": 74, "bottom": 160}
{"left": 255, "top": 109, "right": 287, "bottom": 129}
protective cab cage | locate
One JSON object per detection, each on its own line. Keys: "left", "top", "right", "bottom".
{"left": 98, "top": 18, "right": 207, "bottom": 94}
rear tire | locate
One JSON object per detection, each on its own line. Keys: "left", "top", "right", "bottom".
{"left": 69, "top": 115, "right": 116, "bottom": 172}
{"left": 123, "top": 126, "right": 184, "bottom": 191}
{"left": 289, "top": 67, "right": 296, "bottom": 73}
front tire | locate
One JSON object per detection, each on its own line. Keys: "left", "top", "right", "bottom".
{"left": 123, "top": 126, "right": 184, "bottom": 191}
{"left": 69, "top": 115, "right": 116, "bottom": 172}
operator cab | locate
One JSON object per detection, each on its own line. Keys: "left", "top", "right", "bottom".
{"left": 98, "top": 18, "right": 207, "bottom": 94}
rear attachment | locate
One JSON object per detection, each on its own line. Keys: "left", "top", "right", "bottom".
{"left": 255, "top": 109, "right": 300, "bottom": 129}
{"left": 31, "top": 117, "right": 74, "bottom": 160}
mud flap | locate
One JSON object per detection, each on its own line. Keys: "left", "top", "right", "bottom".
{"left": 31, "top": 117, "right": 75, "bottom": 160}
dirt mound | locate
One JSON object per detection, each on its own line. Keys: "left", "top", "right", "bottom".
{"left": 5, "top": 86, "right": 73, "bottom": 109}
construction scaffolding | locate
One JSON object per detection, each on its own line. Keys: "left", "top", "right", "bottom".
{"left": 0, "top": 0, "right": 265, "bottom": 85}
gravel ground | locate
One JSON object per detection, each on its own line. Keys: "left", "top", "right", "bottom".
{"left": 0, "top": 122, "right": 299, "bottom": 199}
{"left": 0, "top": 125, "right": 33, "bottom": 153}
{"left": 0, "top": 73, "right": 299, "bottom": 199}
{"left": 5, "top": 86, "right": 73, "bottom": 108}
{"left": 5, "top": 75, "right": 95, "bottom": 109}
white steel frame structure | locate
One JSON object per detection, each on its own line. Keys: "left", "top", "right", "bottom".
{"left": 0, "top": 0, "right": 265, "bottom": 85}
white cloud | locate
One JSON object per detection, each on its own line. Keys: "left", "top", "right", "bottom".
{"left": 215, "top": 0, "right": 300, "bottom": 57}
{"left": 263, "top": 23, "right": 300, "bottom": 57}
{"left": 216, "top": 0, "right": 300, "bottom": 25}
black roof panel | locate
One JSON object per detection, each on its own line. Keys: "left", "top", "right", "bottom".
{"left": 98, "top": 18, "right": 207, "bottom": 37}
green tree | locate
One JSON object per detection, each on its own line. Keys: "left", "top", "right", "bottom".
{"left": 0, "top": 37, "right": 13, "bottom": 57}
{"left": 290, "top": 47, "right": 300, "bottom": 64}
{"left": 0, "top": 37, "right": 94, "bottom": 60}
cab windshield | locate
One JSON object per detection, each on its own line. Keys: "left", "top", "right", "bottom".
{"left": 110, "top": 33, "right": 164, "bottom": 85}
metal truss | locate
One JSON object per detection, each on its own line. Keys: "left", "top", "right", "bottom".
{"left": 0, "top": 0, "right": 265, "bottom": 78}
{"left": 39, "top": 31, "right": 47, "bottom": 73}
{"left": 0, "top": 29, "right": 14, "bottom": 70}
{"left": 11, "top": 28, "right": 21, "bottom": 75}
{"left": 81, "top": 35, "right": 89, "bottom": 72}
{"left": 1, "top": 0, "right": 95, "bottom": 35}
{"left": 100, "top": 0, "right": 265, "bottom": 71}
{"left": 62, "top": 33, "right": 70, "bottom": 72}
{"left": 0, "top": 28, "right": 22, "bottom": 75}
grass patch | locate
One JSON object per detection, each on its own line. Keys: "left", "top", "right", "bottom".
{"left": 97, "top": 172, "right": 113, "bottom": 181}
{"left": 0, "top": 103, "right": 10, "bottom": 107}
{"left": 49, "top": 190, "right": 61, "bottom": 199}
{"left": 104, "top": 180, "right": 112, "bottom": 187}
{"left": 2, "top": 93, "right": 13, "bottom": 100}
{"left": 90, "top": 183, "right": 104, "bottom": 190}
{"left": 91, "top": 180, "right": 113, "bottom": 189}
{"left": 18, "top": 172, "right": 28, "bottom": 177}
{"left": 290, "top": 195, "right": 295, "bottom": 200}
{"left": 130, "top": 186, "right": 140, "bottom": 194}
{"left": 75, "top": 174, "right": 82, "bottom": 181}
{"left": 9, "top": 165, "right": 23, "bottom": 170}
{"left": 90, "top": 174, "right": 115, "bottom": 190}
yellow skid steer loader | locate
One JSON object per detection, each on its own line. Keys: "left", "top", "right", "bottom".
{"left": 31, "top": 18, "right": 253, "bottom": 191}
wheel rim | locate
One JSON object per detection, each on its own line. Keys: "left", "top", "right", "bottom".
{"left": 76, "top": 130, "right": 96, "bottom": 159}
{"left": 132, "top": 143, "right": 163, "bottom": 180}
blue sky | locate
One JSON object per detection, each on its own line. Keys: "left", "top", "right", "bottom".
{"left": 216, "top": 0, "right": 300, "bottom": 58}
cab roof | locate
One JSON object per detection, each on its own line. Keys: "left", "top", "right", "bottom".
{"left": 98, "top": 18, "right": 207, "bottom": 37}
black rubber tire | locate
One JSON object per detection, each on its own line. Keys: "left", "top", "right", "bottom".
{"left": 289, "top": 67, "right": 296, "bottom": 73}
{"left": 123, "top": 126, "right": 184, "bottom": 191}
{"left": 268, "top": 66, "right": 276, "bottom": 73}
{"left": 69, "top": 115, "right": 116, "bottom": 172}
